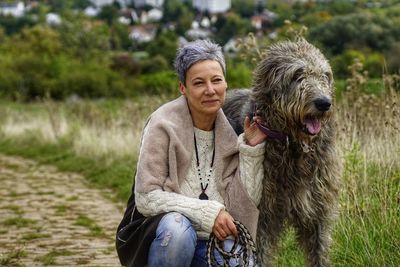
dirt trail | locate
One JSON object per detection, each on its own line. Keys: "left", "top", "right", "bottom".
{"left": 0, "top": 154, "right": 124, "bottom": 266}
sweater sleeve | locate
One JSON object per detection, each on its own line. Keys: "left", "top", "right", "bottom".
{"left": 135, "top": 189, "right": 224, "bottom": 233}
{"left": 238, "top": 133, "right": 265, "bottom": 206}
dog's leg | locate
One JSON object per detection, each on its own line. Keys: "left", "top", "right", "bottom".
{"left": 295, "top": 220, "right": 332, "bottom": 267}
{"left": 257, "top": 214, "right": 284, "bottom": 267}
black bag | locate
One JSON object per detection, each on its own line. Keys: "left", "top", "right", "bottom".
{"left": 116, "top": 190, "right": 165, "bottom": 267}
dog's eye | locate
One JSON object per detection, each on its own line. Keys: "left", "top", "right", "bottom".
{"left": 322, "top": 72, "right": 331, "bottom": 83}
{"left": 293, "top": 68, "right": 304, "bottom": 82}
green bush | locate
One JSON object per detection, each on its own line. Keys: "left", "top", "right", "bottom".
{"left": 226, "top": 62, "right": 253, "bottom": 89}
{"left": 138, "top": 71, "right": 178, "bottom": 95}
{"left": 332, "top": 50, "right": 385, "bottom": 79}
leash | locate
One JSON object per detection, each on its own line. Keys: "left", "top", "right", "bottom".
{"left": 206, "top": 221, "right": 257, "bottom": 267}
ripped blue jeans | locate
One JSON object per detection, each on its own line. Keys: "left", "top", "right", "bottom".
{"left": 147, "top": 212, "right": 255, "bottom": 267}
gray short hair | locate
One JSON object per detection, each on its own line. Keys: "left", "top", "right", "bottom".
{"left": 174, "top": 39, "right": 226, "bottom": 85}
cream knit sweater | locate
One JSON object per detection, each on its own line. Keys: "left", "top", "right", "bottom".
{"left": 136, "top": 127, "right": 265, "bottom": 239}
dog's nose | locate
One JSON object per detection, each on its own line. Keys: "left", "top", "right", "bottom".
{"left": 314, "top": 97, "right": 331, "bottom": 111}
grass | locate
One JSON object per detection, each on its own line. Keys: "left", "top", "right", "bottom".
{"left": 0, "top": 72, "right": 399, "bottom": 265}
{"left": 74, "top": 215, "right": 104, "bottom": 237}
{"left": 35, "top": 249, "right": 74, "bottom": 266}
{"left": 52, "top": 204, "right": 69, "bottom": 215}
{"left": 4, "top": 205, "right": 24, "bottom": 215}
{"left": 0, "top": 249, "right": 27, "bottom": 267}
{"left": 2, "top": 217, "right": 37, "bottom": 228}
{"left": 20, "top": 232, "right": 51, "bottom": 241}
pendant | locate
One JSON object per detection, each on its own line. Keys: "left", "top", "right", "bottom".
{"left": 199, "top": 192, "right": 209, "bottom": 200}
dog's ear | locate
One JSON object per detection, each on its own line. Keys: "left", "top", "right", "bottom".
{"left": 252, "top": 58, "right": 281, "bottom": 100}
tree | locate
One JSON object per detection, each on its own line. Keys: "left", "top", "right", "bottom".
{"left": 215, "top": 13, "right": 253, "bottom": 45}
{"left": 110, "top": 22, "right": 131, "bottom": 50}
{"left": 264, "top": 0, "right": 294, "bottom": 27}
{"left": 0, "top": 15, "right": 36, "bottom": 35}
{"left": 97, "top": 4, "right": 119, "bottom": 26}
{"left": 72, "top": 0, "right": 92, "bottom": 9}
{"left": 309, "top": 12, "right": 400, "bottom": 56}
{"left": 57, "top": 16, "right": 111, "bottom": 61}
{"left": 145, "top": 31, "right": 178, "bottom": 67}
{"left": 162, "top": 0, "right": 189, "bottom": 23}
{"left": 231, "top": 0, "right": 256, "bottom": 18}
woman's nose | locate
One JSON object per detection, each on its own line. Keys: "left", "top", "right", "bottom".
{"left": 205, "top": 82, "right": 216, "bottom": 95}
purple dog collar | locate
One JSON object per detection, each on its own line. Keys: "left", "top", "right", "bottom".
{"left": 255, "top": 121, "right": 288, "bottom": 141}
{"left": 253, "top": 104, "right": 288, "bottom": 141}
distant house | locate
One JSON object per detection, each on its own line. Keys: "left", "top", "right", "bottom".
{"left": 0, "top": 1, "right": 25, "bottom": 17}
{"left": 133, "top": 0, "right": 164, "bottom": 8}
{"left": 46, "top": 13, "right": 62, "bottom": 26}
{"left": 251, "top": 9, "right": 277, "bottom": 30}
{"left": 186, "top": 27, "right": 212, "bottom": 40}
{"left": 147, "top": 8, "right": 163, "bottom": 22}
{"left": 129, "top": 24, "right": 157, "bottom": 43}
{"left": 84, "top": 6, "right": 100, "bottom": 17}
{"left": 192, "top": 0, "right": 231, "bottom": 14}
{"left": 118, "top": 16, "right": 131, "bottom": 24}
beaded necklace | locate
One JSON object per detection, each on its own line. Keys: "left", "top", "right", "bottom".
{"left": 193, "top": 130, "right": 215, "bottom": 200}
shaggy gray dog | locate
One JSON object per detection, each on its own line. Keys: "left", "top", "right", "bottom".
{"left": 223, "top": 39, "right": 341, "bottom": 267}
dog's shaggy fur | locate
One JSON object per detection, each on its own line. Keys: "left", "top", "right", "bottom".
{"left": 223, "top": 39, "right": 341, "bottom": 267}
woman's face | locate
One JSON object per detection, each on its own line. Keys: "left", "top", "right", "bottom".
{"left": 179, "top": 59, "right": 227, "bottom": 120}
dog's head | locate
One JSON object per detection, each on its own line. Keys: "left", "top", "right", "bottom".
{"left": 252, "top": 39, "right": 334, "bottom": 141}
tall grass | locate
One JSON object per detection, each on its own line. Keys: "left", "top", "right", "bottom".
{"left": 0, "top": 70, "right": 399, "bottom": 265}
{"left": 0, "top": 95, "right": 173, "bottom": 201}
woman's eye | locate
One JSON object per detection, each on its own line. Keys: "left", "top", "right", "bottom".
{"left": 213, "top": 79, "right": 222, "bottom": 83}
{"left": 194, "top": 81, "right": 203, "bottom": 86}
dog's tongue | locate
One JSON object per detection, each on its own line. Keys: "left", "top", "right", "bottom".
{"left": 304, "top": 118, "right": 321, "bottom": 135}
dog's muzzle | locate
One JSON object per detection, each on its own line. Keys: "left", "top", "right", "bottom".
{"left": 314, "top": 96, "right": 332, "bottom": 112}
{"left": 301, "top": 96, "right": 332, "bottom": 136}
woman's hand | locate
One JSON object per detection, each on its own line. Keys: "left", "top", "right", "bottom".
{"left": 244, "top": 115, "right": 267, "bottom": 146}
{"left": 212, "top": 210, "right": 238, "bottom": 241}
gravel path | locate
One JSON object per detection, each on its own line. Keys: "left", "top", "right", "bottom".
{"left": 0, "top": 154, "right": 124, "bottom": 267}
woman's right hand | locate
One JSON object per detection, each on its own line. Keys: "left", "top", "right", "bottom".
{"left": 244, "top": 115, "right": 268, "bottom": 146}
{"left": 212, "top": 209, "right": 238, "bottom": 240}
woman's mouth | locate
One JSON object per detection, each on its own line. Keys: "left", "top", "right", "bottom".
{"left": 202, "top": 99, "right": 219, "bottom": 104}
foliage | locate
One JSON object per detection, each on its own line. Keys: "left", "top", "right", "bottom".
{"left": 386, "top": 42, "right": 400, "bottom": 73}
{"left": 57, "top": 16, "right": 111, "bottom": 61}
{"left": 231, "top": 0, "right": 256, "bottom": 18}
{"left": 97, "top": 4, "right": 120, "bottom": 26}
{"left": 309, "top": 12, "right": 400, "bottom": 56}
{"left": 226, "top": 61, "right": 253, "bottom": 89}
{"left": 214, "top": 13, "right": 253, "bottom": 45}
{"left": 110, "top": 22, "right": 132, "bottom": 50}
{"left": 162, "top": 0, "right": 194, "bottom": 35}
{"left": 145, "top": 30, "right": 178, "bottom": 65}
{"left": 0, "top": 0, "right": 399, "bottom": 100}
{"left": 137, "top": 71, "right": 179, "bottom": 95}
{"left": 331, "top": 50, "right": 385, "bottom": 78}
{"left": 110, "top": 53, "right": 142, "bottom": 76}
{"left": 0, "top": 15, "right": 36, "bottom": 35}
{"left": 0, "top": 23, "right": 141, "bottom": 100}
{"left": 264, "top": 0, "right": 294, "bottom": 27}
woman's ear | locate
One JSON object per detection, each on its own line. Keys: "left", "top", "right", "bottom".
{"left": 179, "top": 82, "right": 186, "bottom": 96}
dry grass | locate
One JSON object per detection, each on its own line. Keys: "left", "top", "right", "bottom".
{"left": 0, "top": 96, "right": 170, "bottom": 159}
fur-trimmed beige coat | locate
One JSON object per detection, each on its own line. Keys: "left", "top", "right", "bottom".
{"left": 134, "top": 96, "right": 260, "bottom": 240}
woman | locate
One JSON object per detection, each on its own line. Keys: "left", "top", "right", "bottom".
{"left": 116, "top": 39, "right": 267, "bottom": 267}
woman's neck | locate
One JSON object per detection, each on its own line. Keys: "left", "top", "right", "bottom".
{"left": 192, "top": 113, "right": 216, "bottom": 131}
